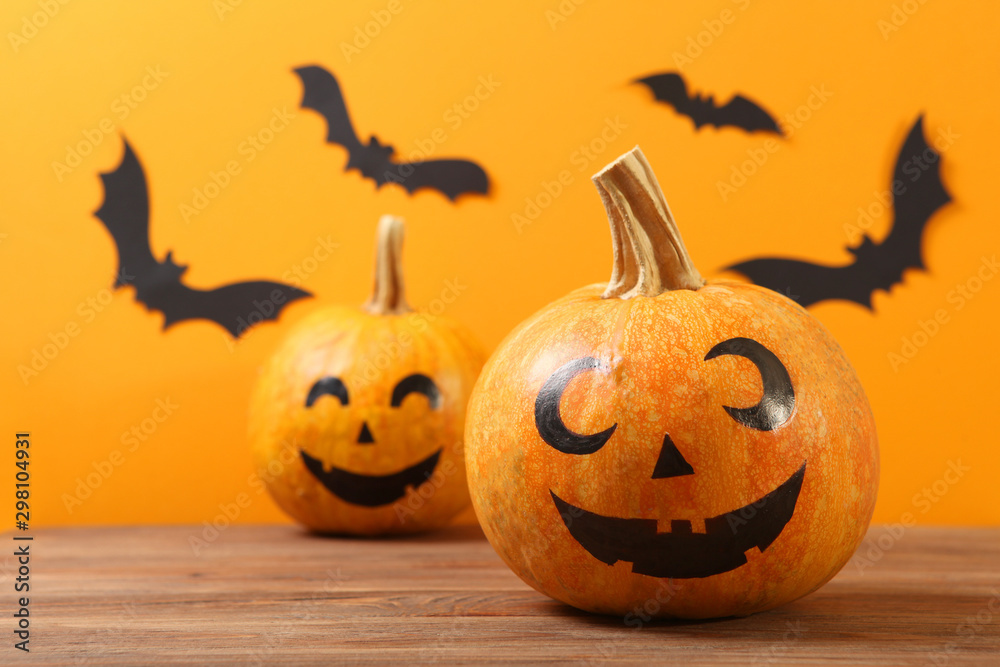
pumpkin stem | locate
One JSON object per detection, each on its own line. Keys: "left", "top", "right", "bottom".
{"left": 364, "top": 215, "right": 413, "bottom": 315}
{"left": 593, "top": 147, "right": 704, "bottom": 298}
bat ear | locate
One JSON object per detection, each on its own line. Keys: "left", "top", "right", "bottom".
{"left": 163, "top": 250, "right": 187, "bottom": 271}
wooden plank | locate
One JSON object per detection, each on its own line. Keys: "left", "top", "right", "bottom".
{"left": 4, "top": 524, "right": 998, "bottom": 665}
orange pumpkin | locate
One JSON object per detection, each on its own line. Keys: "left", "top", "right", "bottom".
{"left": 249, "top": 215, "right": 484, "bottom": 535}
{"left": 465, "top": 148, "right": 879, "bottom": 619}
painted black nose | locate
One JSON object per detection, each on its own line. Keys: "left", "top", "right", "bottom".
{"left": 357, "top": 422, "right": 375, "bottom": 444}
{"left": 652, "top": 433, "right": 694, "bottom": 479}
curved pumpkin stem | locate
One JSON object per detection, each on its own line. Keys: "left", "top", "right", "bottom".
{"left": 593, "top": 147, "right": 704, "bottom": 298}
{"left": 364, "top": 215, "right": 413, "bottom": 315}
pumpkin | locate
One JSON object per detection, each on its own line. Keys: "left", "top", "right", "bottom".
{"left": 465, "top": 147, "right": 879, "bottom": 619}
{"left": 249, "top": 215, "right": 484, "bottom": 535}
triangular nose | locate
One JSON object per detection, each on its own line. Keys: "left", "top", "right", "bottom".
{"left": 357, "top": 422, "right": 375, "bottom": 444}
{"left": 652, "top": 433, "right": 694, "bottom": 479}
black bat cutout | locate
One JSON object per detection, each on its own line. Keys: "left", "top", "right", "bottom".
{"left": 726, "top": 116, "right": 952, "bottom": 309}
{"left": 293, "top": 65, "right": 490, "bottom": 201}
{"left": 635, "top": 72, "right": 782, "bottom": 135}
{"left": 94, "top": 139, "right": 311, "bottom": 338}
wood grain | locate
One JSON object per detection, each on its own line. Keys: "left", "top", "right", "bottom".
{"left": 6, "top": 524, "right": 998, "bottom": 665}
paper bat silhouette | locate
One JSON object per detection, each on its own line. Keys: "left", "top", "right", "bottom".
{"left": 635, "top": 72, "right": 782, "bottom": 135}
{"left": 293, "top": 65, "right": 490, "bottom": 201}
{"left": 726, "top": 116, "right": 951, "bottom": 309}
{"left": 94, "top": 139, "right": 311, "bottom": 338}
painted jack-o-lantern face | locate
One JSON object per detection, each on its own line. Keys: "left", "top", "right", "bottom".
{"left": 539, "top": 338, "right": 805, "bottom": 580}
{"left": 250, "top": 216, "right": 484, "bottom": 535}
{"left": 465, "top": 149, "right": 878, "bottom": 619}
{"left": 299, "top": 372, "right": 444, "bottom": 507}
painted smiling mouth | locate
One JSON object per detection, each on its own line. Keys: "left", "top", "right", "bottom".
{"left": 300, "top": 448, "right": 442, "bottom": 507}
{"left": 550, "top": 461, "right": 806, "bottom": 579}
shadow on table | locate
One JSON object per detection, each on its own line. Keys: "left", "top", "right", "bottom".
{"left": 547, "top": 586, "right": 998, "bottom": 643}
{"left": 299, "top": 522, "right": 487, "bottom": 544}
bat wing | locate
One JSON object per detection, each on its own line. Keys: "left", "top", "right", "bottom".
{"left": 875, "top": 115, "right": 951, "bottom": 282}
{"left": 96, "top": 138, "right": 312, "bottom": 338}
{"left": 386, "top": 159, "right": 490, "bottom": 201}
{"left": 294, "top": 64, "right": 489, "bottom": 200}
{"left": 146, "top": 280, "right": 312, "bottom": 338}
{"left": 714, "top": 95, "right": 782, "bottom": 135}
{"left": 635, "top": 72, "right": 781, "bottom": 134}
{"left": 636, "top": 73, "right": 690, "bottom": 105}
{"left": 293, "top": 65, "right": 364, "bottom": 155}
{"left": 94, "top": 140, "right": 160, "bottom": 286}
{"left": 635, "top": 72, "right": 699, "bottom": 124}
{"left": 726, "top": 115, "right": 951, "bottom": 309}
{"left": 726, "top": 257, "right": 875, "bottom": 309}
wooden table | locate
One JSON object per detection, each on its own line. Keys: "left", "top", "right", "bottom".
{"left": 10, "top": 524, "right": 999, "bottom": 665}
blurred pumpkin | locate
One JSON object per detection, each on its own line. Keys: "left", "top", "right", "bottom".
{"left": 465, "top": 147, "right": 879, "bottom": 618}
{"left": 249, "top": 215, "right": 484, "bottom": 534}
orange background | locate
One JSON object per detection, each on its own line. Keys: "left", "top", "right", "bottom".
{"left": 2, "top": 0, "right": 998, "bottom": 527}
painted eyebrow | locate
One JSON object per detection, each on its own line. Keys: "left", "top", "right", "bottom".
{"left": 704, "top": 337, "right": 795, "bottom": 431}
{"left": 535, "top": 357, "right": 617, "bottom": 455}
{"left": 305, "top": 377, "right": 349, "bottom": 407}
{"left": 390, "top": 374, "right": 441, "bottom": 409}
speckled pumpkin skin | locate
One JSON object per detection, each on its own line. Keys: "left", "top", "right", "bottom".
{"left": 250, "top": 306, "right": 485, "bottom": 535}
{"left": 466, "top": 279, "right": 878, "bottom": 619}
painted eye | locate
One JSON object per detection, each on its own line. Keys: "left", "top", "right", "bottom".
{"left": 704, "top": 337, "right": 795, "bottom": 431}
{"left": 391, "top": 374, "right": 442, "bottom": 409}
{"left": 535, "top": 357, "right": 618, "bottom": 455}
{"left": 305, "top": 376, "right": 349, "bottom": 407}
